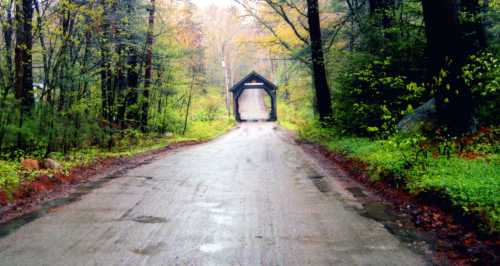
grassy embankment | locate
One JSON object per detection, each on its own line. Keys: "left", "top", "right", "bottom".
{"left": 0, "top": 119, "right": 234, "bottom": 198}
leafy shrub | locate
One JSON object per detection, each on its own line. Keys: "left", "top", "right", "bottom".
{"left": 0, "top": 161, "right": 20, "bottom": 193}
{"left": 333, "top": 53, "right": 427, "bottom": 136}
{"left": 463, "top": 52, "right": 500, "bottom": 127}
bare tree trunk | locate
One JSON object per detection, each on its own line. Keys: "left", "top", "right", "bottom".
{"left": 115, "top": 32, "right": 127, "bottom": 127}
{"left": 141, "top": 0, "right": 155, "bottom": 131}
{"left": 14, "top": 0, "right": 34, "bottom": 149}
{"left": 124, "top": 0, "right": 140, "bottom": 127}
{"left": 306, "top": 0, "right": 332, "bottom": 122}
{"left": 33, "top": 0, "right": 49, "bottom": 98}
{"left": 14, "top": 0, "right": 34, "bottom": 111}
{"left": 100, "top": 38, "right": 112, "bottom": 122}
{"left": 182, "top": 71, "right": 195, "bottom": 135}
{"left": 221, "top": 43, "right": 231, "bottom": 118}
{"left": 2, "top": 0, "right": 14, "bottom": 97}
{"left": 126, "top": 52, "right": 139, "bottom": 125}
{"left": 0, "top": 0, "right": 15, "bottom": 151}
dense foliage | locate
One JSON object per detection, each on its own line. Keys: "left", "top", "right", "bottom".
{"left": 0, "top": 0, "right": 236, "bottom": 162}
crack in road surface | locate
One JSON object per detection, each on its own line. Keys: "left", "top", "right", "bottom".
{"left": 0, "top": 123, "right": 429, "bottom": 265}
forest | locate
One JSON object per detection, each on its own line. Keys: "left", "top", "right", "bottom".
{"left": 0, "top": 0, "right": 499, "bottom": 256}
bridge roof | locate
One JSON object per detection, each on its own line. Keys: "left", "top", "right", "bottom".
{"left": 230, "top": 71, "right": 277, "bottom": 93}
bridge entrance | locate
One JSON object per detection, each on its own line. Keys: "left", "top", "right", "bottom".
{"left": 230, "top": 72, "right": 277, "bottom": 122}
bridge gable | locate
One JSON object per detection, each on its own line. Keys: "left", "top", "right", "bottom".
{"left": 230, "top": 71, "right": 277, "bottom": 98}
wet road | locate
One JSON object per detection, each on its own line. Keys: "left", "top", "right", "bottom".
{"left": 0, "top": 124, "right": 428, "bottom": 266}
{"left": 238, "top": 89, "right": 269, "bottom": 121}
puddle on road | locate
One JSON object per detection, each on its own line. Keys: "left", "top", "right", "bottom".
{"left": 308, "top": 175, "right": 331, "bottom": 193}
{"left": 0, "top": 196, "right": 80, "bottom": 238}
{"left": 131, "top": 242, "right": 166, "bottom": 256}
{"left": 134, "top": 176, "right": 154, "bottom": 180}
{"left": 131, "top": 216, "right": 168, "bottom": 224}
{"left": 361, "top": 202, "right": 397, "bottom": 222}
{"left": 385, "top": 223, "right": 434, "bottom": 244}
{"left": 346, "top": 187, "right": 368, "bottom": 198}
{"left": 357, "top": 201, "right": 433, "bottom": 257}
{"left": 0, "top": 211, "right": 43, "bottom": 238}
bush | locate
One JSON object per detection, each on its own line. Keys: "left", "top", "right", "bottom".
{"left": 463, "top": 52, "right": 500, "bottom": 127}
{"left": 333, "top": 53, "right": 427, "bottom": 137}
{"left": 0, "top": 161, "right": 20, "bottom": 193}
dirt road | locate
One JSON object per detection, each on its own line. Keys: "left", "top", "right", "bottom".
{"left": 0, "top": 122, "right": 429, "bottom": 265}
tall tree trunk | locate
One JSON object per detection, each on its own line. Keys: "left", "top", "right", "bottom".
{"left": 14, "top": 0, "right": 34, "bottom": 112}
{"left": 182, "top": 71, "right": 195, "bottom": 135}
{"left": 306, "top": 0, "right": 332, "bottom": 122}
{"left": 221, "top": 43, "right": 231, "bottom": 118}
{"left": 2, "top": 0, "right": 14, "bottom": 97}
{"left": 126, "top": 52, "right": 139, "bottom": 125}
{"left": 124, "top": 0, "right": 140, "bottom": 127}
{"left": 115, "top": 31, "right": 127, "bottom": 127}
{"left": 100, "top": 49, "right": 112, "bottom": 122}
{"left": 421, "top": 0, "right": 480, "bottom": 135}
{"left": 14, "top": 0, "right": 34, "bottom": 149}
{"left": 1, "top": 0, "right": 15, "bottom": 151}
{"left": 33, "top": 0, "right": 49, "bottom": 99}
{"left": 141, "top": 0, "right": 155, "bottom": 131}
{"left": 100, "top": 1, "right": 113, "bottom": 124}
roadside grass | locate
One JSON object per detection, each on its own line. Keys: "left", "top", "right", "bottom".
{"left": 0, "top": 119, "right": 234, "bottom": 199}
{"left": 184, "top": 119, "right": 235, "bottom": 141}
{"left": 294, "top": 123, "right": 500, "bottom": 233}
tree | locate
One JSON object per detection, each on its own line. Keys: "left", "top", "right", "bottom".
{"left": 306, "top": 0, "right": 332, "bottom": 121}
{"left": 421, "top": 0, "right": 487, "bottom": 135}
{"left": 124, "top": 0, "right": 141, "bottom": 127}
{"left": 14, "top": 0, "right": 34, "bottom": 112}
{"left": 141, "top": 0, "right": 156, "bottom": 131}
{"left": 1, "top": 0, "right": 14, "bottom": 95}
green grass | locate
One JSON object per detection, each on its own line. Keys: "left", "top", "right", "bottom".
{"left": 0, "top": 119, "right": 234, "bottom": 198}
{"left": 184, "top": 119, "right": 235, "bottom": 141}
{"left": 296, "top": 125, "right": 500, "bottom": 233}
{"left": 0, "top": 161, "right": 20, "bottom": 194}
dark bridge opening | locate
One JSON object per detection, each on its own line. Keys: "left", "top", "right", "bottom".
{"left": 230, "top": 71, "right": 277, "bottom": 122}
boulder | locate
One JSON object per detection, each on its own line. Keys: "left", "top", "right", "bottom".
{"left": 21, "top": 159, "right": 40, "bottom": 170}
{"left": 42, "top": 158, "right": 63, "bottom": 170}
{"left": 397, "top": 98, "right": 438, "bottom": 134}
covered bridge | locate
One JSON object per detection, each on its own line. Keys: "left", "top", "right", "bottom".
{"left": 230, "top": 71, "right": 277, "bottom": 122}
